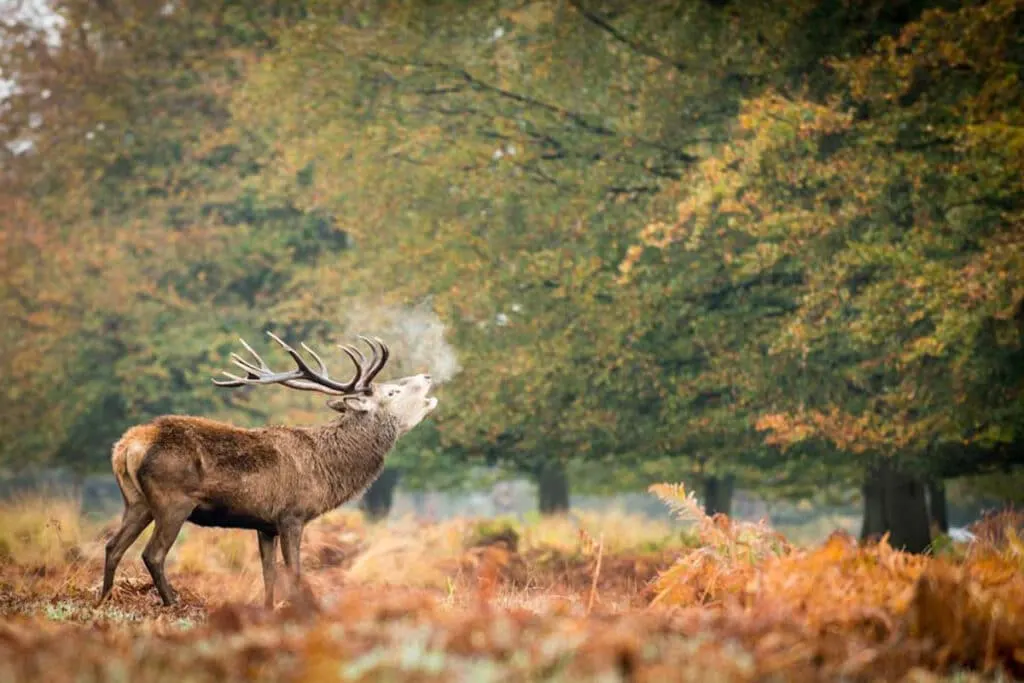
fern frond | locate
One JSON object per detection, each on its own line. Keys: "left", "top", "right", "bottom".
{"left": 648, "top": 482, "right": 704, "bottom": 525}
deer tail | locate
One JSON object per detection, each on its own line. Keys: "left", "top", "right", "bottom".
{"left": 111, "top": 426, "right": 156, "bottom": 505}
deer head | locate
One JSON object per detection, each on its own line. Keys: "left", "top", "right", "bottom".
{"left": 213, "top": 332, "right": 438, "bottom": 434}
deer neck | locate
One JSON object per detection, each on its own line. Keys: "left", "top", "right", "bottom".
{"left": 308, "top": 411, "right": 401, "bottom": 512}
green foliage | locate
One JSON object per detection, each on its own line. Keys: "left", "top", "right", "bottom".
{"left": 0, "top": 2, "right": 351, "bottom": 472}
{"left": 1, "top": 0, "right": 1020, "bottom": 502}
{"left": 226, "top": 0, "right": 886, "bottom": 487}
{"left": 623, "top": 0, "right": 1024, "bottom": 479}
{"left": 466, "top": 516, "right": 522, "bottom": 549}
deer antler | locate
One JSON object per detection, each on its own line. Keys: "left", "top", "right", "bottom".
{"left": 212, "top": 332, "right": 390, "bottom": 396}
{"left": 345, "top": 336, "right": 390, "bottom": 391}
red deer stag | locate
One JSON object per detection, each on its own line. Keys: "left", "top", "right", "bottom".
{"left": 98, "top": 332, "right": 437, "bottom": 608}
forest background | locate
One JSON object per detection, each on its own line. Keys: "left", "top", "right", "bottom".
{"left": 1, "top": 0, "right": 1022, "bottom": 553}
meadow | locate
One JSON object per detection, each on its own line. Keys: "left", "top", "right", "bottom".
{"left": 1, "top": 484, "right": 1022, "bottom": 683}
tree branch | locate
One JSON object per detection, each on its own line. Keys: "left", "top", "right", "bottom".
{"left": 567, "top": 0, "right": 687, "bottom": 73}
{"left": 365, "top": 53, "right": 699, "bottom": 164}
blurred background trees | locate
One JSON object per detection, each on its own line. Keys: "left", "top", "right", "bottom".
{"left": 2, "top": 0, "right": 1021, "bottom": 551}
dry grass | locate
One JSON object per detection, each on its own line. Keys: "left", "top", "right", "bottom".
{"left": 0, "top": 495, "right": 97, "bottom": 570}
{"left": 519, "top": 507, "right": 690, "bottom": 554}
{"left": 1, "top": 489, "right": 1022, "bottom": 682}
{"left": 342, "top": 515, "right": 466, "bottom": 589}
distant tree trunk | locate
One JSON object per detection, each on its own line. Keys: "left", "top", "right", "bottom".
{"left": 860, "top": 461, "right": 932, "bottom": 553}
{"left": 927, "top": 479, "right": 949, "bottom": 534}
{"left": 702, "top": 475, "right": 735, "bottom": 517}
{"left": 861, "top": 473, "right": 887, "bottom": 539}
{"left": 536, "top": 461, "right": 570, "bottom": 515}
{"left": 359, "top": 467, "right": 399, "bottom": 522}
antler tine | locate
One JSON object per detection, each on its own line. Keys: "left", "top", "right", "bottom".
{"left": 375, "top": 336, "right": 390, "bottom": 370}
{"left": 337, "top": 345, "right": 366, "bottom": 388}
{"left": 221, "top": 337, "right": 268, "bottom": 377}
{"left": 362, "top": 336, "right": 380, "bottom": 369}
{"left": 340, "top": 343, "right": 365, "bottom": 364}
{"left": 229, "top": 356, "right": 262, "bottom": 376}
{"left": 212, "top": 370, "right": 255, "bottom": 387}
{"left": 230, "top": 353, "right": 256, "bottom": 371}
{"left": 300, "top": 342, "right": 329, "bottom": 376}
{"left": 342, "top": 342, "right": 367, "bottom": 366}
{"left": 265, "top": 331, "right": 311, "bottom": 372}
{"left": 357, "top": 335, "right": 390, "bottom": 387}
{"left": 353, "top": 336, "right": 378, "bottom": 389}
{"left": 239, "top": 338, "right": 269, "bottom": 369}
{"left": 230, "top": 351, "right": 267, "bottom": 377}
{"left": 213, "top": 335, "right": 286, "bottom": 387}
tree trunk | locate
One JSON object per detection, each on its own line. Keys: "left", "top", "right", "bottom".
{"left": 927, "top": 479, "right": 949, "bottom": 534}
{"left": 861, "top": 472, "right": 887, "bottom": 540}
{"left": 536, "top": 461, "right": 570, "bottom": 515}
{"left": 702, "top": 475, "right": 735, "bottom": 517}
{"left": 359, "top": 467, "right": 399, "bottom": 522}
{"left": 860, "top": 462, "right": 932, "bottom": 553}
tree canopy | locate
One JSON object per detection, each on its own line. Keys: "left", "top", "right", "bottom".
{"left": 1, "top": 0, "right": 1021, "bottom": 544}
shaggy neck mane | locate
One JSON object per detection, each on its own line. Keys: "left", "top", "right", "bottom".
{"left": 304, "top": 410, "right": 401, "bottom": 511}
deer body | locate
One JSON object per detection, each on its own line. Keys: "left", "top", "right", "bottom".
{"left": 99, "top": 334, "right": 437, "bottom": 608}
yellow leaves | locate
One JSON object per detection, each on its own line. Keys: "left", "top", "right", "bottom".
{"left": 843, "top": 0, "right": 1024, "bottom": 119}
{"left": 742, "top": 532, "right": 930, "bottom": 631}
{"left": 620, "top": 90, "right": 861, "bottom": 287}
{"left": 906, "top": 556, "right": 1024, "bottom": 674}
{"left": 1004, "top": 527, "right": 1024, "bottom": 570}
{"left": 500, "top": 3, "right": 555, "bottom": 31}
{"left": 903, "top": 335, "right": 947, "bottom": 362}
{"left": 717, "top": 196, "right": 750, "bottom": 216}
{"left": 754, "top": 413, "right": 815, "bottom": 450}
{"left": 23, "top": 310, "right": 59, "bottom": 329}
{"left": 738, "top": 91, "right": 854, "bottom": 140}
{"left": 648, "top": 498, "right": 1024, "bottom": 675}
{"left": 756, "top": 407, "right": 924, "bottom": 455}
{"left": 638, "top": 220, "right": 678, "bottom": 251}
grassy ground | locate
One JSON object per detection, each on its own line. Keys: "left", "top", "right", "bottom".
{"left": 0, "top": 486, "right": 1022, "bottom": 682}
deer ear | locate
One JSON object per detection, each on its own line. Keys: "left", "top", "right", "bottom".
{"left": 327, "top": 395, "right": 374, "bottom": 413}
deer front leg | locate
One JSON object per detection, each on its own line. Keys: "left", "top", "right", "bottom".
{"left": 278, "top": 518, "right": 305, "bottom": 600}
{"left": 257, "top": 529, "right": 278, "bottom": 609}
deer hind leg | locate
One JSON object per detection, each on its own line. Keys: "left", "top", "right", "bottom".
{"left": 257, "top": 529, "right": 278, "bottom": 609}
{"left": 97, "top": 503, "right": 153, "bottom": 605}
{"left": 141, "top": 500, "right": 194, "bottom": 606}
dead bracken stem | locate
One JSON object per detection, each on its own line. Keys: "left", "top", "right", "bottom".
{"left": 586, "top": 532, "right": 604, "bottom": 616}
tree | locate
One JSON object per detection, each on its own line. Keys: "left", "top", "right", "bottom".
{"left": 7, "top": 0, "right": 1017, "bottom": 535}
{"left": 0, "top": 1, "right": 357, "bottom": 475}
{"left": 622, "top": 0, "right": 1024, "bottom": 551}
{"left": 226, "top": 0, "right": 907, "bottom": 512}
